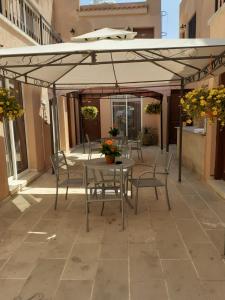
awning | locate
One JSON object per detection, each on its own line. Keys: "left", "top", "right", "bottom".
{"left": 0, "top": 28, "right": 225, "bottom": 89}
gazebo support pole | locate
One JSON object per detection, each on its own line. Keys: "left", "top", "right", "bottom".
{"left": 178, "top": 78, "right": 184, "bottom": 182}
{"left": 78, "top": 94, "right": 85, "bottom": 154}
{"left": 160, "top": 97, "right": 163, "bottom": 151}
{"left": 52, "top": 83, "right": 59, "bottom": 154}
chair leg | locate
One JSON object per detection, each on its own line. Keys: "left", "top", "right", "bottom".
{"left": 154, "top": 187, "right": 159, "bottom": 200}
{"left": 165, "top": 185, "right": 171, "bottom": 210}
{"left": 86, "top": 200, "right": 89, "bottom": 232}
{"left": 135, "top": 188, "right": 139, "bottom": 215}
{"left": 140, "top": 148, "right": 144, "bottom": 161}
{"left": 121, "top": 198, "right": 125, "bottom": 230}
{"left": 54, "top": 186, "right": 59, "bottom": 210}
{"left": 65, "top": 185, "right": 69, "bottom": 200}
{"left": 101, "top": 202, "right": 105, "bottom": 216}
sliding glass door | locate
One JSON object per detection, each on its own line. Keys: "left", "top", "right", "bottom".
{"left": 3, "top": 80, "right": 28, "bottom": 180}
{"left": 111, "top": 95, "right": 142, "bottom": 139}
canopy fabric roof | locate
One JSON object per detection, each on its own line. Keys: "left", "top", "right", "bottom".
{"left": 0, "top": 28, "right": 225, "bottom": 89}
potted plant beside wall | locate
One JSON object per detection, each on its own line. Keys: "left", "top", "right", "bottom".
{"left": 142, "top": 127, "right": 158, "bottom": 146}
{"left": 0, "top": 88, "right": 24, "bottom": 122}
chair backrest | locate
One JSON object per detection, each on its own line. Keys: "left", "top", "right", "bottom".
{"left": 165, "top": 153, "right": 173, "bottom": 173}
{"left": 50, "top": 151, "right": 69, "bottom": 179}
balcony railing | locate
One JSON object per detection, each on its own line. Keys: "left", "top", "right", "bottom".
{"left": 215, "top": 0, "right": 225, "bottom": 11}
{"left": 0, "top": 0, "right": 62, "bottom": 44}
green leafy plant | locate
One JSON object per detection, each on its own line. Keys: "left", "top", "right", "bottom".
{"left": 100, "top": 139, "right": 121, "bottom": 157}
{"left": 0, "top": 88, "right": 24, "bottom": 121}
{"left": 144, "top": 103, "right": 161, "bottom": 114}
{"left": 81, "top": 105, "right": 98, "bottom": 120}
{"left": 108, "top": 127, "right": 119, "bottom": 137}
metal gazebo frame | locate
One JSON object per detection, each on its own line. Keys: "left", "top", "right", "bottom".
{"left": 1, "top": 36, "right": 225, "bottom": 182}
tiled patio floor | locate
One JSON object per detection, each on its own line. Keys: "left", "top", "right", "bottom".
{"left": 0, "top": 147, "right": 225, "bottom": 300}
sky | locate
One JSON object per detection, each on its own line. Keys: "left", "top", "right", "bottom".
{"left": 162, "top": 0, "right": 181, "bottom": 38}
{"left": 80, "top": 0, "right": 181, "bottom": 39}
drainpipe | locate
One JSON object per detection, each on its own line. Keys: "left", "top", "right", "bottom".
{"left": 178, "top": 78, "right": 184, "bottom": 182}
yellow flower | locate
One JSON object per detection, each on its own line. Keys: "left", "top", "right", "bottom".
{"left": 186, "top": 119, "right": 192, "bottom": 124}
{"left": 212, "top": 110, "right": 218, "bottom": 116}
{"left": 200, "top": 111, "right": 206, "bottom": 117}
{"left": 200, "top": 100, "right": 207, "bottom": 106}
{"left": 191, "top": 98, "right": 196, "bottom": 103}
{"left": 180, "top": 98, "right": 185, "bottom": 105}
{"left": 0, "top": 107, "right": 3, "bottom": 113}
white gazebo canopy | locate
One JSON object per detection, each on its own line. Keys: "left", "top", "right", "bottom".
{"left": 0, "top": 28, "right": 225, "bottom": 89}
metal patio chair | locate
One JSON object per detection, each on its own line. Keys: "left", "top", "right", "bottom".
{"left": 50, "top": 151, "right": 84, "bottom": 210}
{"left": 85, "top": 133, "right": 102, "bottom": 160}
{"left": 129, "top": 132, "right": 144, "bottom": 161}
{"left": 129, "top": 152, "right": 173, "bottom": 214}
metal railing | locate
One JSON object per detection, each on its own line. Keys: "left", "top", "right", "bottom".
{"left": 0, "top": 0, "right": 62, "bottom": 44}
{"left": 215, "top": 0, "right": 225, "bottom": 11}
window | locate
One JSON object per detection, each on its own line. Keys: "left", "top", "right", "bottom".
{"left": 188, "top": 13, "right": 196, "bottom": 38}
{"left": 215, "top": 0, "right": 225, "bottom": 12}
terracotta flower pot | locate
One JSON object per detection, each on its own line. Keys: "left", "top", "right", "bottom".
{"left": 105, "top": 155, "right": 115, "bottom": 164}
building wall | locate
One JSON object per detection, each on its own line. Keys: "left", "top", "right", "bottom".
{"left": 180, "top": 0, "right": 225, "bottom": 180}
{"left": 54, "top": 0, "right": 161, "bottom": 41}
{"left": 209, "top": 5, "right": 225, "bottom": 38}
{"left": 180, "top": 0, "right": 214, "bottom": 38}
{"left": 0, "top": 3, "right": 54, "bottom": 201}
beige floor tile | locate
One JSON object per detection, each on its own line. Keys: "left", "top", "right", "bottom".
{"left": 130, "top": 256, "right": 163, "bottom": 282}
{"left": 54, "top": 280, "right": 93, "bottom": 300}
{"left": 103, "top": 228, "right": 128, "bottom": 244}
{"left": 162, "top": 260, "right": 210, "bottom": 300}
{"left": 18, "top": 258, "right": 65, "bottom": 300}
{"left": 155, "top": 225, "right": 188, "bottom": 259}
{"left": 192, "top": 207, "right": 223, "bottom": 230}
{"left": 129, "top": 242, "right": 158, "bottom": 258}
{"left": 189, "top": 243, "right": 225, "bottom": 280}
{"left": 0, "top": 229, "right": 26, "bottom": 259}
{"left": 100, "top": 243, "right": 128, "bottom": 259}
{"left": 0, "top": 279, "right": 26, "bottom": 300}
{"left": 92, "top": 260, "right": 128, "bottom": 300}
{"left": 171, "top": 200, "right": 194, "bottom": 219}
{"left": 206, "top": 229, "right": 225, "bottom": 255}
{"left": 202, "top": 280, "right": 225, "bottom": 300}
{"left": 176, "top": 219, "right": 209, "bottom": 245}
{"left": 130, "top": 280, "right": 168, "bottom": 300}
{"left": 25, "top": 218, "right": 63, "bottom": 243}
{"left": 0, "top": 259, "right": 6, "bottom": 270}
{"left": 62, "top": 243, "right": 100, "bottom": 280}
{"left": 0, "top": 242, "right": 45, "bottom": 279}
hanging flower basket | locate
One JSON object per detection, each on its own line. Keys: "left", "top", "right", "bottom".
{"left": 180, "top": 85, "right": 225, "bottom": 127}
{"left": 0, "top": 88, "right": 24, "bottom": 122}
{"left": 144, "top": 103, "right": 161, "bottom": 114}
{"left": 81, "top": 105, "right": 98, "bottom": 120}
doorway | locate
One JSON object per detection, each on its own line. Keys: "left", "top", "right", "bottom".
{"left": 81, "top": 97, "right": 101, "bottom": 141}
{"left": 111, "top": 95, "right": 142, "bottom": 139}
{"left": 168, "top": 89, "right": 190, "bottom": 144}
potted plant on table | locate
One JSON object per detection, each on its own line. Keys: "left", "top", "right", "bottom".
{"left": 100, "top": 139, "right": 121, "bottom": 164}
{"left": 108, "top": 127, "right": 119, "bottom": 137}
{"left": 0, "top": 88, "right": 24, "bottom": 122}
